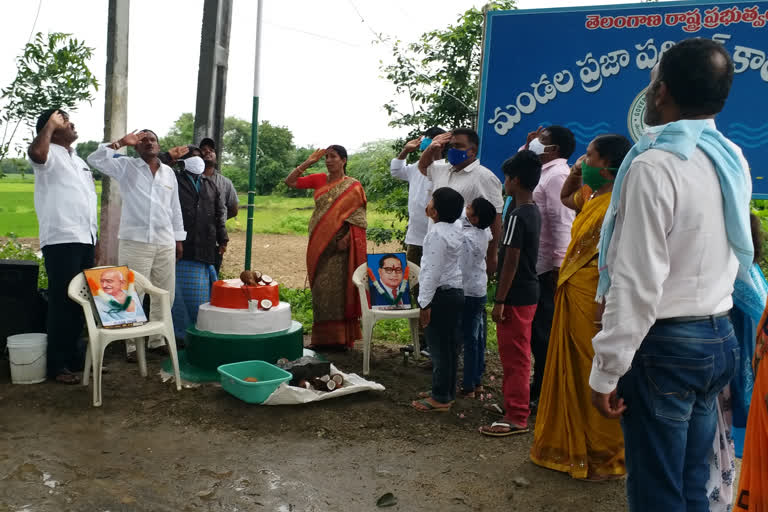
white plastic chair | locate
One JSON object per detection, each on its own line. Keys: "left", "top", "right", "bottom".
{"left": 67, "top": 267, "right": 182, "bottom": 406}
{"left": 352, "top": 261, "right": 421, "bottom": 375}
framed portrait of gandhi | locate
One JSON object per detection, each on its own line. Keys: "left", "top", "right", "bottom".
{"left": 84, "top": 266, "right": 148, "bottom": 328}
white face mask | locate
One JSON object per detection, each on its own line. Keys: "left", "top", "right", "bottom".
{"left": 184, "top": 156, "right": 205, "bottom": 175}
{"left": 528, "top": 138, "right": 548, "bottom": 155}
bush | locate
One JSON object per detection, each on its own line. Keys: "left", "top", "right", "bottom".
{"left": 0, "top": 233, "right": 47, "bottom": 289}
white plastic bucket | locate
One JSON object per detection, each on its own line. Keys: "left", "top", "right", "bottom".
{"left": 7, "top": 333, "right": 47, "bottom": 384}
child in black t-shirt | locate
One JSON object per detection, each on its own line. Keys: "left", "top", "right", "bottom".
{"left": 480, "top": 149, "right": 542, "bottom": 436}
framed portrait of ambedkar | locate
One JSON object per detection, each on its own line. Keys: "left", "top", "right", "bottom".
{"left": 84, "top": 266, "right": 148, "bottom": 328}
{"left": 366, "top": 253, "right": 411, "bottom": 310}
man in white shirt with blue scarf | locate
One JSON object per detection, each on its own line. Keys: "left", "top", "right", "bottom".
{"left": 590, "top": 39, "right": 752, "bottom": 510}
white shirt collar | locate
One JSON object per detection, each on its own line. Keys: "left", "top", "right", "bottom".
{"left": 451, "top": 159, "right": 480, "bottom": 174}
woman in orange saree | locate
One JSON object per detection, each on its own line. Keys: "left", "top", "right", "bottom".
{"left": 529, "top": 134, "right": 631, "bottom": 480}
{"left": 285, "top": 145, "right": 367, "bottom": 348}
{"left": 735, "top": 301, "right": 768, "bottom": 511}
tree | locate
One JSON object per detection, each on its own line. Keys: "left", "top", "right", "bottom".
{"left": 380, "top": 1, "right": 516, "bottom": 137}
{"left": 221, "top": 118, "right": 296, "bottom": 195}
{"left": 346, "top": 140, "right": 410, "bottom": 245}
{"left": 159, "top": 112, "right": 195, "bottom": 150}
{"left": 75, "top": 140, "right": 102, "bottom": 178}
{"left": 0, "top": 32, "right": 99, "bottom": 177}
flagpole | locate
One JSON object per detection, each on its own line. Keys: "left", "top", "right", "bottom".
{"left": 244, "top": 0, "right": 263, "bottom": 270}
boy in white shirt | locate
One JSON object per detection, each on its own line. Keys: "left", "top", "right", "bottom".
{"left": 460, "top": 197, "right": 495, "bottom": 397}
{"left": 411, "top": 187, "right": 465, "bottom": 412}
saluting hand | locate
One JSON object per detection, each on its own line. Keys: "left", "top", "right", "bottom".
{"left": 525, "top": 126, "right": 544, "bottom": 149}
{"left": 119, "top": 130, "right": 146, "bottom": 148}
{"left": 168, "top": 146, "right": 190, "bottom": 161}
{"left": 403, "top": 137, "right": 422, "bottom": 154}
{"left": 306, "top": 148, "right": 326, "bottom": 165}
{"left": 46, "top": 110, "right": 67, "bottom": 131}
{"left": 571, "top": 155, "right": 586, "bottom": 176}
{"left": 430, "top": 132, "right": 452, "bottom": 149}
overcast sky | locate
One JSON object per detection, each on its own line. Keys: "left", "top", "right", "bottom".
{"left": 0, "top": 0, "right": 646, "bottom": 154}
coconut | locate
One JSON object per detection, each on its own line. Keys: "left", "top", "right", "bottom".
{"left": 260, "top": 299, "right": 273, "bottom": 311}
{"left": 239, "top": 270, "right": 257, "bottom": 286}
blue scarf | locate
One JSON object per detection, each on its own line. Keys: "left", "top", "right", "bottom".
{"left": 596, "top": 119, "right": 753, "bottom": 301}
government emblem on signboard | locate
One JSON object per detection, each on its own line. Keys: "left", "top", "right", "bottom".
{"left": 627, "top": 87, "right": 648, "bottom": 142}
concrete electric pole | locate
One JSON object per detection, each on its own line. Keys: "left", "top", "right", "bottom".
{"left": 97, "top": 0, "right": 130, "bottom": 265}
{"left": 194, "top": 0, "right": 233, "bottom": 152}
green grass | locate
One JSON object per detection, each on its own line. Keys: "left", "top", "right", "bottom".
{"left": 0, "top": 176, "right": 402, "bottom": 238}
{"left": 227, "top": 194, "right": 404, "bottom": 235}
{"left": 0, "top": 175, "right": 102, "bottom": 237}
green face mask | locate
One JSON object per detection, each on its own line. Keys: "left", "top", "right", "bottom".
{"left": 581, "top": 162, "right": 615, "bottom": 190}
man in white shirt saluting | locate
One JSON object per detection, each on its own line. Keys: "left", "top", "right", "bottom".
{"left": 418, "top": 128, "right": 504, "bottom": 275}
{"left": 28, "top": 109, "right": 98, "bottom": 384}
{"left": 88, "top": 130, "right": 186, "bottom": 360}
{"left": 590, "top": 39, "right": 752, "bottom": 510}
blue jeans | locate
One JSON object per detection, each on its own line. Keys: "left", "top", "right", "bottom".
{"left": 617, "top": 315, "right": 739, "bottom": 511}
{"left": 462, "top": 295, "right": 486, "bottom": 392}
{"left": 426, "top": 287, "right": 464, "bottom": 404}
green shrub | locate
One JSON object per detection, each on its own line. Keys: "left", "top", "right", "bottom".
{"left": 0, "top": 233, "right": 47, "bottom": 289}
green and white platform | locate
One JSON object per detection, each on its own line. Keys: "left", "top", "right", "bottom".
{"left": 162, "top": 320, "right": 304, "bottom": 383}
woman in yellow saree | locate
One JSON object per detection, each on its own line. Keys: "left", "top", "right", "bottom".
{"left": 285, "top": 145, "right": 367, "bottom": 348}
{"left": 530, "top": 134, "right": 631, "bottom": 480}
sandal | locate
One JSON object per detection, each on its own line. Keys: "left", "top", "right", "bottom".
{"left": 416, "top": 391, "right": 455, "bottom": 403}
{"left": 479, "top": 421, "right": 529, "bottom": 437}
{"left": 483, "top": 403, "right": 505, "bottom": 416}
{"left": 411, "top": 398, "right": 452, "bottom": 413}
{"left": 584, "top": 474, "right": 625, "bottom": 483}
{"left": 54, "top": 370, "right": 80, "bottom": 385}
{"left": 460, "top": 386, "right": 484, "bottom": 399}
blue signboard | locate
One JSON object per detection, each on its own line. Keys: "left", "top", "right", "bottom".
{"left": 477, "top": 0, "right": 768, "bottom": 197}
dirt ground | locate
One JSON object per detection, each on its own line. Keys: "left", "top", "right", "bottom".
{"left": 1, "top": 232, "right": 628, "bottom": 511}
{"left": 221, "top": 232, "right": 405, "bottom": 287}
{"left": 0, "top": 341, "right": 628, "bottom": 512}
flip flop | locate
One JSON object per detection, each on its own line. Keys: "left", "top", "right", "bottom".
{"left": 417, "top": 391, "right": 455, "bottom": 403}
{"left": 411, "top": 398, "right": 452, "bottom": 413}
{"left": 479, "top": 421, "right": 529, "bottom": 437}
{"left": 584, "top": 474, "right": 625, "bottom": 483}
{"left": 483, "top": 403, "right": 505, "bottom": 416}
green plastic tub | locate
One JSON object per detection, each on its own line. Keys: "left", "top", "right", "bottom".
{"left": 217, "top": 360, "right": 292, "bottom": 404}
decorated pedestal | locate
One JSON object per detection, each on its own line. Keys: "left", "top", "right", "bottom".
{"left": 165, "top": 276, "right": 304, "bottom": 382}
{"left": 185, "top": 320, "right": 304, "bottom": 371}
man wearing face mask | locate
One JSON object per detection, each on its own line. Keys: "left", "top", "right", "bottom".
{"left": 171, "top": 154, "right": 228, "bottom": 342}
{"left": 88, "top": 130, "right": 186, "bottom": 360}
{"left": 521, "top": 124, "right": 576, "bottom": 410}
{"left": 418, "top": 128, "right": 504, "bottom": 276}
{"left": 198, "top": 137, "right": 239, "bottom": 273}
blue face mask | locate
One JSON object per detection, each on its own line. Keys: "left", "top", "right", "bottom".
{"left": 419, "top": 137, "right": 432, "bottom": 151}
{"left": 447, "top": 147, "right": 469, "bottom": 166}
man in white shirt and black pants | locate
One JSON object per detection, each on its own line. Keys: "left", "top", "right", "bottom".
{"left": 390, "top": 127, "right": 443, "bottom": 354}
{"left": 88, "top": 130, "right": 186, "bottom": 359}
{"left": 28, "top": 109, "right": 98, "bottom": 384}
{"left": 590, "top": 39, "right": 749, "bottom": 510}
